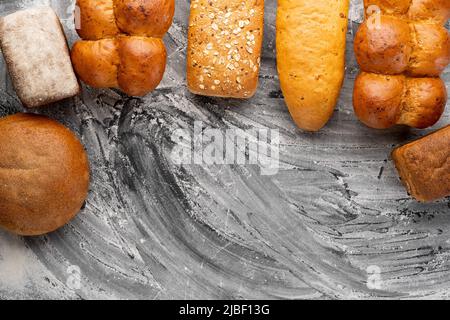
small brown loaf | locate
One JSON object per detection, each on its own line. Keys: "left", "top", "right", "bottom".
{"left": 353, "top": 72, "right": 447, "bottom": 129}
{"left": 353, "top": 0, "right": 450, "bottom": 129}
{"left": 0, "top": 7, "right": 80, "bottom": 108}
{"left": 392, "top": 125, "right": 450, "bottom": 202}
{"left": 0, "top": 113, "right": 90, "bottom": 236}
{"left": 187, "top": 0, "right": 264, "bottom": 98}
{"left": 71, "top": 0, "right": 174, "bottom": 96}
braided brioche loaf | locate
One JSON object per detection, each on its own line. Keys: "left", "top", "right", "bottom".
{"left": 353, "top": 0, "right": 450, "bottom": 129}
{"left": 71, "top": 0, "right": 174, "bottom": 97}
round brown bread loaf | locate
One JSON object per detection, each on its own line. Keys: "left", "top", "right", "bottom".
{"left": 0, "top": 113, "right": 90, "bottom": 236}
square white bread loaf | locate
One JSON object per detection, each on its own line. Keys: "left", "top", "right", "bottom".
{"left": 187, "top": 0, "right": 264, "bottom": 99}
{"left": 0, "top": 6, "right": 80, "bottom": 108}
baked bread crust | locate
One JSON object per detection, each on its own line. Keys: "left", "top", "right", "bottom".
{"left": 353, "top": 72, "right": 447, "bottom": 129}
{"left": 392, "top": 125, "right": 450, "bottom": 202}
{"left": 72, "top": 0, "right": 173, "bottom": 96}
{"left": 0, "top": 113, "right": 90, "bottom": 236}
{"left": 0, "top": 7, "right": 80, "bottom": 108}
{"left": 71, "top": 36, "right": 167, "bottom": 97}
{"left": 353, "top": 0, "right": 450, "bottom": 129}
{"left": 277, "top": 0, "right": 350, "bottom": 131}
{"left": 187, "top": 0, "right": 264, "bottom": 99}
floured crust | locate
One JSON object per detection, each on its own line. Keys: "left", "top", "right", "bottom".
{"left": 0, "top": 7, "right": 80, "bottom": 108}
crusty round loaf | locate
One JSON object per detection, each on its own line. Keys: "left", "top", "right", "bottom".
{"left": 0, "top": 113, "right": 90, "bottom": 236}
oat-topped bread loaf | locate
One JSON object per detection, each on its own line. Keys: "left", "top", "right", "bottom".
{"left": 187, "top": 0, "right": 264, "bottom": 98}
{"left": 392, "top": 125, "right": 450, "bottom": 202}
{"left": 0, "top": 113, "right": 90, "bottom": 236}
{"left": 0, "top": 7, "right": 80, "bottom": 108}
{"left": 71, "top": 0, "right": 174, "bottom": 97}
{"left": 353, "top": 0, "right": 450, "bottom": 129}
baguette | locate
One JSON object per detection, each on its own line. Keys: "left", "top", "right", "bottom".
{"left": 187, "top": 0, "right": 264, "bottom": 99}
{"left": 276, "top": 0, "right": 350, "bottom": 132}
{"left": 392, "top": 125, "right": 450, "bottom": 202}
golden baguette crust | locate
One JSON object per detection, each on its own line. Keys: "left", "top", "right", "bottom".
{"left": 187, "top": 0, "right": 264, "bottom": 98}
{"left": 277, "top": 0, "right": 349, "bottom": 132}
{"left": 0, "top": 113, "right": 90, "bottom": 236}
{"left": 392, "top": 125, "right": 450, "bottom": 202}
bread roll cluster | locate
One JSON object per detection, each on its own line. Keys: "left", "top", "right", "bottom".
{"left": 353, "top": 0, "right": 450, "bottom": 129}
{"left": 71, "top": 0, "right": 174, "bottom": 96}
